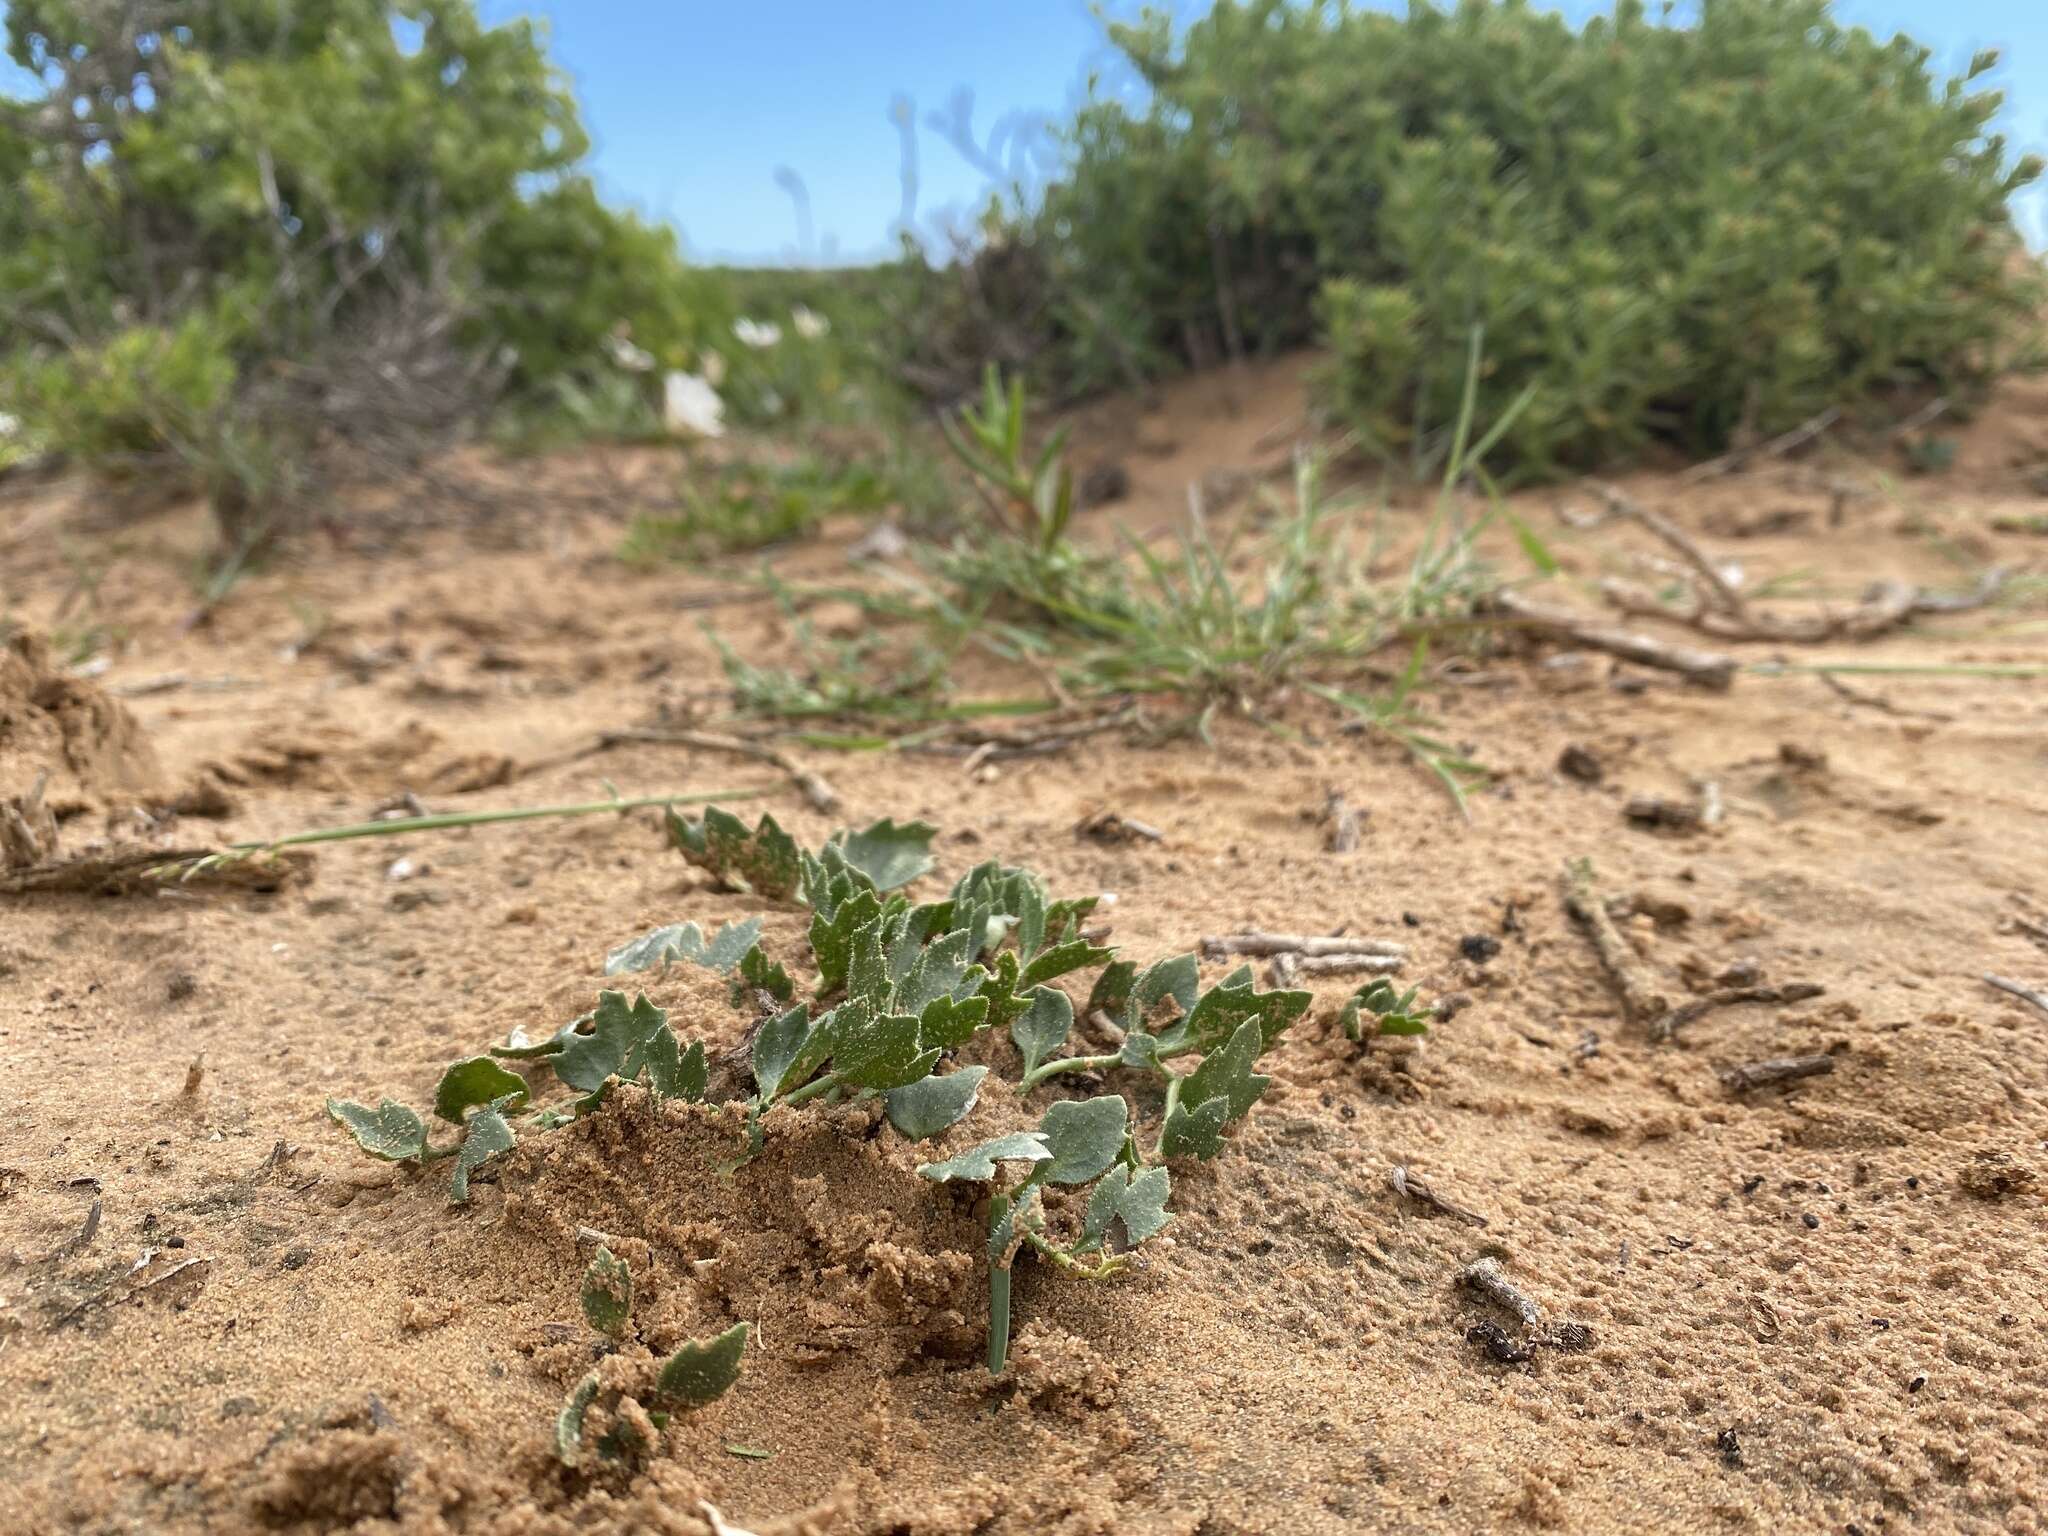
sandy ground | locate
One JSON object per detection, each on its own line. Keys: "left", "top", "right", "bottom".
{"left": 3, "top": 359, "right": 2047, "bottom": 1535}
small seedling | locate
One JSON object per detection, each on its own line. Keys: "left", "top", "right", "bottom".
{"left": 1340, "top": 977, "right": 1432, "bottom": 1040}
{"left": 556, "top": 1245, "right": 748, "bottom": 1466}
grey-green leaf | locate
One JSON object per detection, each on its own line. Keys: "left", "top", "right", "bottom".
{"left": 326, "top": 1098, "right": 428, "bottom": 1162}
{"left": 655, "top": 1322, "right": 748, "bottom": 1407}
{"left": 886, "top": 1066, "right": 989, "bottom": 1140}
{"left": 1019, "top": 938, "right": 1113, "bottom": 992}
{"left": 557, "top": 1371, "right": 601, "bottom": 1465}
{"left": 808, "top": 886, "right": 881, "bottom": 996}
{"left": 432, "top": 1056, "right": 530, "bottom": 1124}
{"left": 1038, "top": 1094, "right": 1130, "bottom": 1186}
{"left": 1180, "top": 1017, "right": 1271, "bottom": 1126}
{"left": 750, "top": 1004, "right": 812, "bottom": 1101}
{"left": 1180, "top": 976, "right": 1312, "bottom": 1054}
{"left": 581, "top": 1247, "right": 633, "bottom": 1338}
{"left": 604, "top": 916, "right": 763, "bottom": 976}
{"left": 1086, "top": 960, "right": 1137, "bottom": 1020}
{"left": 832, "top": 817, "right": 938, "bottom": 892}
{"left": 489, "top": 1017, "right": 584, "bottom": 1059}
{"left": 1158, "top": 1093, "right": 1230, "bottom": 1160}
{"left": 668, "top": 807, "right": 802, "bottom": 899}
{"left": 1010, "top": 986, "right": 1073, "bottom": 1077}
{"left": 733, "top": 942, "right": 794, "bottom": 1004}
{"left": 450, "top": 1098, "right": 516, "bottom": 1202}
{"left": 556, "top": 991, "right": 669, "bottom": 1093}
{"left": 918, "top": 1130, "right": 1052, "bottom": 1183}
{"left": 1082, "top": 1163, "right": 1173, "bottom": 1251}
{"left": 830, "top": 1004, "right": 940, "bottom": 1092}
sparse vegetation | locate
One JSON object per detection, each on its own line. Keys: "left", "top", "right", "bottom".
{"left": 328, "top": 808, "right": 1332, "bottom": 1377}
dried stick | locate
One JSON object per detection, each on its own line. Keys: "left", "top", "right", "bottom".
{"left": 1720, "top": 1054, "right": 1835, "bottom": 1093}
{"left": 1602, "top": 568, "right": 2008, "bottom": 646}
{"left": 530, "top": 728, "right": 838, "bottom": 813}
{"left": 1390, "top": 1166, "right": 1489, "bottom": 1228}
{"left": 1678, "top": 406, "right": 1841, "bottom": 483}
{"left": 1286, "top": 953, "right": 1405, "bottom": 977}
{"left": 1202, "top": 932, "right": 1407, "bottom": 961}
{"left": 1490, "top": 591, "right": 1737, "bottom": 689}
{"left": 1652, "top": 982, "right": 1826, "bottom": 1042}
{"left": 1600, "top": 484, "right": 1748, "bottom": 615}
{"left": 1560, "top": 859, "right": 1671, "bottom": 1030}
{"left": 1459, "top": 1258, "right": 1543, "bottom": 1327}
{"left": 1983, "top": 974, "right": 2048, "bottom": 1018}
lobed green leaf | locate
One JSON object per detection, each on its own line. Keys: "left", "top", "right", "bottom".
{"left": 1010, "top": 986, "right": 1074, "bottom": 1078}
{"left": 450, "top": 1096, "right": 518, "bottom": 1202}
{"left": 605, "top": 916, "right": 763, "bottom": 976}
{"left": 1081, "top": 1163, "right": 1173, "bottom": 1253}
{"left": 1038, "top": 1095, "right": 1130, "bottom": 1186}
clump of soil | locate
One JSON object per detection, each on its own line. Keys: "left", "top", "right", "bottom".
{"left": 0, "top": 628, "right": 166, "bottom": 814}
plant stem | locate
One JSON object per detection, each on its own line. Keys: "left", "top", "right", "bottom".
{"left": 1151, "top": 1073, "right": 1186, "bottom": 1162}
{"left": 986, "top": 1193, "right": 1014, "bottom": 1375}
{"left": 775, "top": 1075, "right": 839, "bottom": 1111}
{"left": 178, "top": 788, "right": 775, "bottom": 872}
{"left": 1015, "top": 1051, "right": 1122, "bottom": 1094}
{"left": 1019, "top": 1227, "right": 1128, "bottom": 1280}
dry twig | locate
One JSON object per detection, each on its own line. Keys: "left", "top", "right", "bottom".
{"left": 1678, "top": 406, "right": 1842, "bottom": 484}
{"left": 1491, "top": 591, "right": 1737, "bottom": 689}
{"left": 530, "top": 728, "right": 838, "bottom": 813}
{"left": 1720, "top": 1054, "right": 1835, "bottom": 1093}
{"left": 1983, "top": 974, "right": 2048, "bottom": 1018}
{"left": 1390, "top": 1166, "right": 1489, "bottom": 1228}
{"left": 1653, "top": 982, "right": 1826, "bottom": 1042}
{"left": 1561, "top": 859, "right": 1675, "bottom": 1032}
{"left": 1202, "top": 932, "right": 1406, "bottom": 961}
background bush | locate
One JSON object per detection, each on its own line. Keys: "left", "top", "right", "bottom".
{"left": 0, "top": 1, "right": 839, "bottom": 542}
{"left": 905, "top": 0, "right": 2045, "bottom": 476}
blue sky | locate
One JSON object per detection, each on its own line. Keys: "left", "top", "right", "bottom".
{"left": 6, "top": 2, "right": 2047, "bottom": 260}
{"left": 511, "top": 0, "right": 2048, "bottom": 261}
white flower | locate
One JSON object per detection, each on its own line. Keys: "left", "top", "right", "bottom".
{"left": 733, "top": 317, "right": 782, "bottom": 349}
{"left": 0, "top": 412, "right": 18, "bottom": 438}
{"left": 791, "top": 305, "right": 830, "bottom": 340}
{"left": 662, "top": 371, "right": 725, "bottom": 438}
{"left": 604, "top": 334, "right": 655, "bottom": 373}
{"left": 699, "top": 349, "right": 727, "bottom": 387}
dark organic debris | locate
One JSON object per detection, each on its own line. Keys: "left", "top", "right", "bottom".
{"left": 1655, "top": 983, "right": 1826, "bottom": 1043}
{"left": 1075, "top": 810, "right": 1164, "bottom": 845}
{"left": 1389, "top": 1165, "right": 1489, "bottom": 1228}
{"left": 1624, "top": 794, "right": 1704, "bottom": 833}
{"left": 1466, "top": 1321, "right": 1533, "bottom": 1365}
{"left": 1720, "top": 1053, "right": 1835, "bottom": 1094}
{"left": 1557, "top": 744, "right": 1603, "bottom": 784}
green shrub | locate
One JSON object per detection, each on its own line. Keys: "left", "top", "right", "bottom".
{"left": 924, "top": 0, "right": 2044, "bottom": 475}
{"left": 0, "top": 1, "right": 799, "bottom": 542}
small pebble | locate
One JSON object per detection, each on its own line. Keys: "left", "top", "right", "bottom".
{"left": 1459, "top": 934, "right": 1502, "bottom": 964}
{"left": 1802, "top": 1213, "right": 1820, "bottom": 1230}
